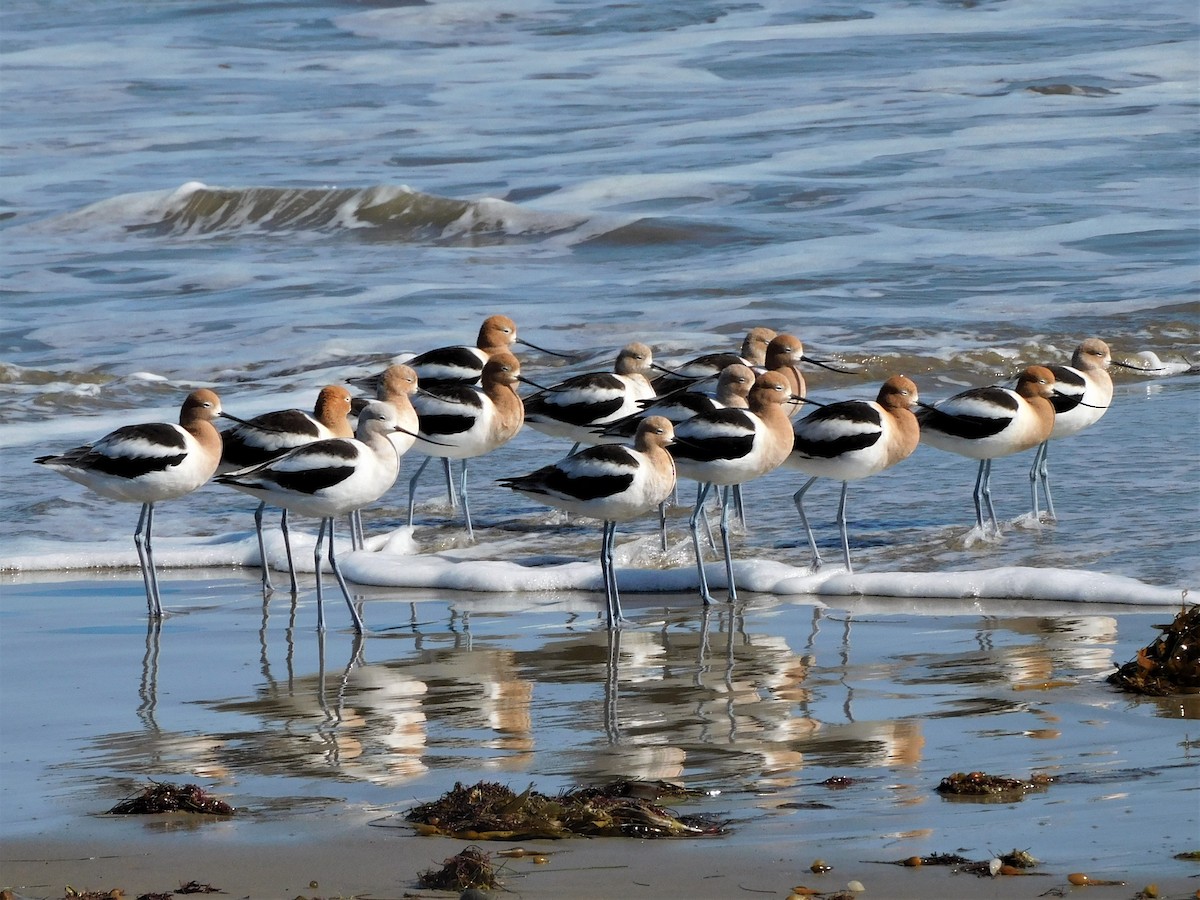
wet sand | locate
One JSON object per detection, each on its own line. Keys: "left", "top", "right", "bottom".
{"left": 7, "top": 827, "right": 1197, "bottom": 900}
{"left": 1, "top": 572, "right": 1196, "bottom": 900}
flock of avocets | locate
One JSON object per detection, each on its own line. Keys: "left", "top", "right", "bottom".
{"left": 36, "top": 315, "right": 1143, "bottom": 632}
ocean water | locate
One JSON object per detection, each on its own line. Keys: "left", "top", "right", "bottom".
{"left": 1, "top": 0, "right": 1198, "bottom": 888}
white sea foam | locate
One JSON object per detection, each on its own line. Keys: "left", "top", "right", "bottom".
{"left": 3, "top": 526, "right": 1186, "bottom": 610}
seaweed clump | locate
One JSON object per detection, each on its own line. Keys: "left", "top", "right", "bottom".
{"left": 108, "top": 782, "right": 235, "bottom": 816}
{"left": 418, "top": 845, "right": 500, "bottom": 892}
{"left": 935, "top": 771, "right": 1052, "bottom": 800}
{"left": 957, "top": 848, "right": 1042, "bottom": 876}
{"left": 1108, "top": 604, "right": 1200, "bottom": 696}
{"left": 406, "top": 779, "right": 727, "bottom": 840}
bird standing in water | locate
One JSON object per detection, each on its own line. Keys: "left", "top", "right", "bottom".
{"left": 216, "top": 400, "right": 416, "bottom": 633}
{"left": 220, "top": 384, "right": 355, "bottom": 594}
{"left": 36, "top": 389, "right": 234, "bottom": 618}
{"left": 670, "top": 371, "right": 797, "bottom": 605}
{"left": 500, "top": 416, "right": 678, "bottom": 627}
{"left": 1030, "top": 338, "right": 1139, "bottom": 520}
{"left": 408, "top": 351, "right": 530, "bottom": 541}
{"left": 785, "top": 375, "right": 921, "bottom": 572}
{"left": 918, "top": 366, "right": 1059, "bottom": 534}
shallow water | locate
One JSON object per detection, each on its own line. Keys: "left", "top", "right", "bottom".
{"left": 1, "top": 0, "right": 1197, "bottom": 885}
{"left": 1, "top": 575, "right": 1196, "bottom": 886}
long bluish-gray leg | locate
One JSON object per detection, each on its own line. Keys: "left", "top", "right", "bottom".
{"left": 979, "top": 458, "right": 999, "bottom": 534}
{"left": 280, "top": 509, "right": 298, "bottom": 594}
{"left": 254, "top": 501, "right": 274, "bottom": 593}
{"left": 458, "top": 459, "right": 474, "bottom": 541}
{"left": 314, "top": 517, "right": 328, "bottom": 632}
{"left": 325, "top": 517, "right": 365, "bottom": 634}
{"left": 602, "top": 519, "right": 623, "bottom": 627}
{"left": 836, "top": 480, "right": 853, "bottom": 573}
{"left": 143, "top": 503, "right": 162, "bottom": 617}
{"left": 657, "top": 500, "right": 668, "bottom": 552}
{"left": 600, "top": 519, "right": 613, "bottom": 625}
{"left": 720, "top": 485, "right": 736, "bottom": 602}
{"left": 443, "top": 458, "right": 458, "bottom": 509}
{"left": 704, "top": 487, "right": 719, "bottom": 548}
{"left": 133, "top": 503, "right": 159, "bottom": 617}
{"left": 1028, "top": 441, "right": 1045, "bottom": 519}
{"left": 407, "top": 456, "right": 433, "bottom": 526}
{"left": 792, "top": 476, "right": 822, "bottom": 569}
{"left": 689, "top": 482, "right": 716, "bottom": 605}
{"left": 971, "top": 460, "right": 987, "bottom": 532}
{"left": 1040, "top": 442, "right": 1055, "bottom": 521}
{"left": 733, "top": 483, "right": 747, "bottom": 531}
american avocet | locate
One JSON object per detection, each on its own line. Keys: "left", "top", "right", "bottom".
{"left": 601, "top": 362, "right": 755, "bottom": 440}
{"left": 407, "top": 351, "right": 529, "bottom": 540}
{"left": 348, "top": 363, "right": 422, "bottom": 547}
{"left": 1030, "top": 338, "right": 1139, "bottom": 521}
{"left": 524, "top": 342, "right": 656, "bottom": 452}
{"left": 651, "top": 326, "right": 777, "bottom": 393}
{"left": 373, "top": 363, "right": 421, "bottom": 461}
{"left": 408, "top": 313, "right": 569, "bottom": 388}
{"left": 391, "top": 315, "right": 568, "bottom": 508}
{"left": 763, "top": 333, "right": 851, "bottom": 408}
{"left": 221, "top": 385, "right": 355, "bottom": 594}
{"left": 763, "top": 333, "right": 808, "bottom": 403}
{"left": 599, "top": 362, "right": 756, "bottom": 547}
{"left": 35, "top": 389, "right": 231, "bottom": 618}
{"left": 215, "top": 400, "right": 415, "bottom": 633}
{"left": 499, "top": 416, "right": 677, "bottom": 627}
{"left": 670, "top": 371, "right": 796, "bottom": 604}
{"left": 918, "top": 365, "right": 1058, "bottom": 534}
{"left": 784, "top": 376, "right": 921, "bottom": 572}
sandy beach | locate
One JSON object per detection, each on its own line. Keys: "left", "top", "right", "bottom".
{"left": 6, "top": 824, "right": 1198, "bottom": 900}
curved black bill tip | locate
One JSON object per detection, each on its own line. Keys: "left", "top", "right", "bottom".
{"left": 650, "top": 361, "right": 708, "bottom": 380}
{"left": 518, "top": 374, "right": 555, "bottom": 392}
{"left": 347, "top": 371, "right": 383, "bottom": 390}
{"left": 1113, "top": 359, "right": 1166, "bottom": 373}
{"left": 517, "top": 337, "right": 576, "bottom": 360}
{"left": 219, "top": 411, "right": 264, "bottom": 428}
{"left": 801, "top": 355, "right": 855, "bottom": 374}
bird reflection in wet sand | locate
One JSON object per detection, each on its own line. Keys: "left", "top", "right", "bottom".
{"left": 92, "top": 601, "right": 1119, "bottom": 808}
{"left": 137, "top": 619, "right": 162, "bottom": 735}
{"left": 313, "top": 631, "right": 365, "bottom": 768}
{"left": 235, "top": 632, "right": 431, "bottom": 785}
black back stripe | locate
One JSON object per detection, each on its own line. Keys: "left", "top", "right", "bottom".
{"left": 88, "top": 450, "right": 188, "bottom": 479}
{"left": 793, "top": 430, "right": 879, "bottom": 458}
{"left": 107, "top": 422, "right": 188, "bottom": 451}
{"left": 582, "top": 444, "right": 637, "bottom": 467}
{"left": 918, "top": 407, "right": 1010, "bottom": 440}
{"left": 269, "top": 466, "right": 356, "bottom": 495}
{"left": 412, "top": 346, "right": 483, "bottom": 369}
{"left": 672, "top": 433, "right": 754, "bottom": 463}
{"left": 547, "top": 471, "right": 634, "bottom": 501}
{"left": 420, "top": 413, "right": 477, "bottom": 437}
{"left": 530, "top": 396, "right": 625, "bottom": 426}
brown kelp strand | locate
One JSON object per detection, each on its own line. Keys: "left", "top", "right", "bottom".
{"left": 935, "top": 771, "right": 1053, "bottom": 800}
{"left": 107, "top": 781, "right": 235, "bottom": 816}
{"left": 405, "top": 779, "right": 728, "bottom": 840}
{"left": 1108, "top": 604, "right": 1200, "bottom": 696}
{"left": 418, "top": 845, "right": 502, "bottom": 892}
